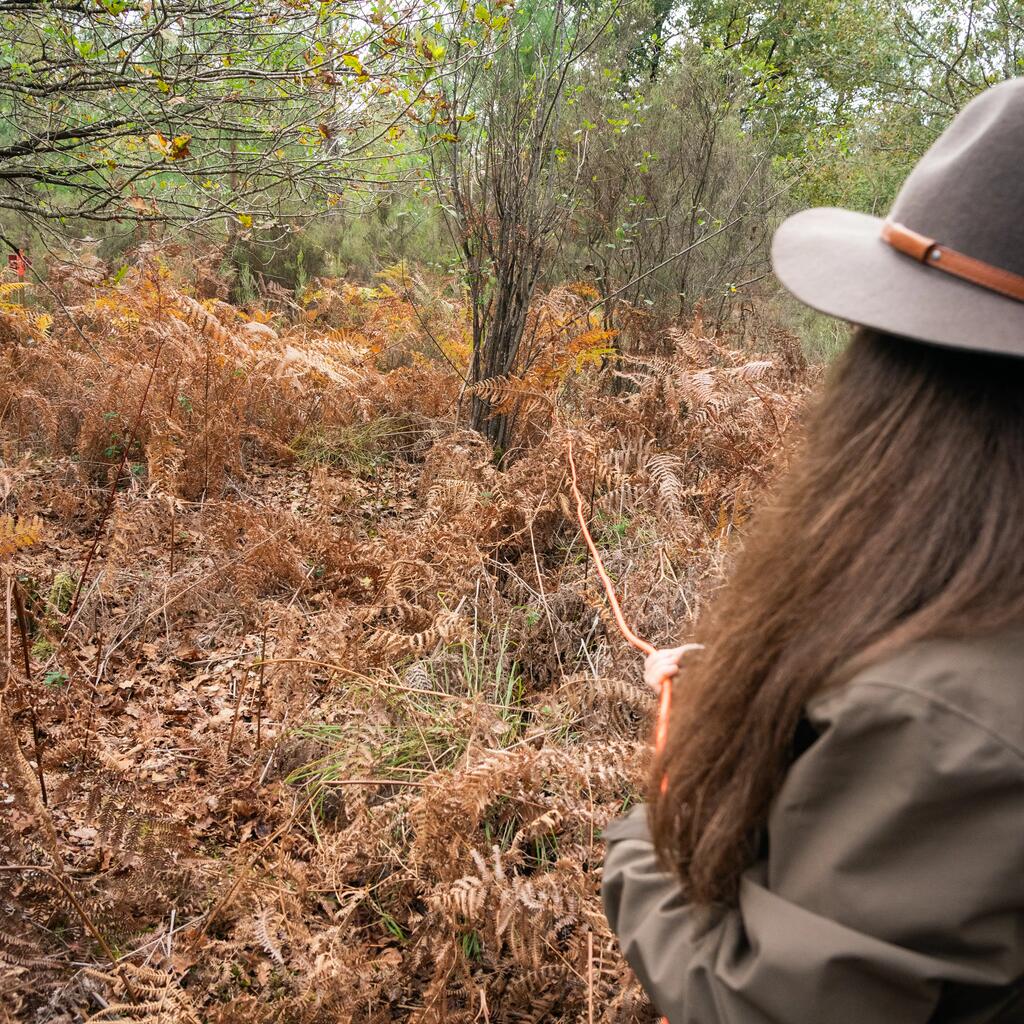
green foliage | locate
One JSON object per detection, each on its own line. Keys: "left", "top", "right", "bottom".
{"left": 681, "top": 0, "right": 1021, "bottom": 209}
{"left": 0, "top": 0, "right": 451, "bottom": 239}
{"left": 291, "top": 418, "right": 406, "bottom": 476}
{"left": 47, "top": 572, "right": 76, "bottom": 616}
{"left": 31, "top": 636, "right": 55, "bottom": 660}
{"left": 460, "top": 929, "right": 483, "bottom": 960}
{"left": 43, "top": 669, "right": 70, "bottom": 689}
{"left": 226, "top": 199, "right": 448, "bottom": 294}
{"left": 564, "top": 44, "right": 778, "bottom": 317}
{"left": 232, "top": 257, "right": 259, "bottom": 308}
{"left": 1, "top": 0, "right": 1018, "bottom": 369}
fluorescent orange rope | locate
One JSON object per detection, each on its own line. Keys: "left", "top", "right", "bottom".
{"left": 566, "top": 438, "right": 657, "bottom": 659}
{"left": 568, "top": 436, "right": 699, "bottom": 1024}
{"left": 566, "top": 437, "right": 701, "bottom": 788}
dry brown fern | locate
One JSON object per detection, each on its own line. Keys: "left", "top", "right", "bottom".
{"left": 0, "top": 264, "right": 806, "bottom": 1023}
{"left": 84, "top": 964, "right": 201, "bottom": 1024}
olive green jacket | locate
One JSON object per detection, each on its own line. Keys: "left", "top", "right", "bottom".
{"left": 602, "top": 631, "right": 1024, "bottom": 1023}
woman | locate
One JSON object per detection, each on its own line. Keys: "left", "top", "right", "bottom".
{"left": 602, "top": 79, "right": 1024, "bottom": 1023}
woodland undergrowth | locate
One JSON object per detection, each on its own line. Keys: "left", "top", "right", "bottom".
{"left": 0, "top": 255, "right": 812, "bottom": 1023}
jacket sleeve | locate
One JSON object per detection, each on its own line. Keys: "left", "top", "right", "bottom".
{"left": 601, "top": 679, "right": 1024, "bottom": 1024}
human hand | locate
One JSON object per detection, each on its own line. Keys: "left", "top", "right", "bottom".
{"left": 642, "top": 644, "right": 703, "bottom": 693}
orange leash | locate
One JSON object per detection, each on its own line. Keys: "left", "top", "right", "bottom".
{"left": 565, "top": 437, "right": 701, "bottom": 784}
{"left": 568, "top": 437, "right": 697, "bottom": 1024}
{"left": 566, "top": 439, "right": 658, "bottom": 660}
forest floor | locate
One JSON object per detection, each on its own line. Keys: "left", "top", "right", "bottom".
{"left": 0, "top": 261, "right": 813, "bottom": 1023}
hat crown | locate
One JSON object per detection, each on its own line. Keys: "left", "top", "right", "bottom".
{"left": 891, "top": 79, "right": 1024, "bottom": 278}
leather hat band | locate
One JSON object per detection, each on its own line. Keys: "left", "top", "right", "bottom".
{"left": 881, "top": 219, "right": 1024, "bottom": 303}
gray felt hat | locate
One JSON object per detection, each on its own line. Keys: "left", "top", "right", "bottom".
{"left": 772, "top": 77, "right": 1024, "bottom": 356}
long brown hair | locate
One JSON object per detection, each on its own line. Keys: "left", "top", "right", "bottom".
{"left": 651, "top": 327, "right": 1024, "bottom": 905}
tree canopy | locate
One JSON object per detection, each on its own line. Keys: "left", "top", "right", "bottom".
{"left": 0, "top": 0, "right": 454, "bottom": 241}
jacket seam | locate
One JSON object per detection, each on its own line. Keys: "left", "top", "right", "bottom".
{"left": 838, "top": 678, "right": 1024, "bottom": 765}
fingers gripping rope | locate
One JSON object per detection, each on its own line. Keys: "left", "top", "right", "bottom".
{"left": 565, "top": 437, "right": 702, "bottom": 785}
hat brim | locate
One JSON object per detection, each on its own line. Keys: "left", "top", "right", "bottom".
{"left": 771, "top": 207, "right": 1024, "bottom": 358}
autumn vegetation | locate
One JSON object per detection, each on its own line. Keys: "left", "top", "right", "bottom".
{"left": 0, "top": 1, "right": 1018, "bottom": 1021}
{"left": 0, "top": 247, "right": 810, "bottom": 1021}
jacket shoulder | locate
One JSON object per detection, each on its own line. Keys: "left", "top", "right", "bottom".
{"left": 810, "top": 627, "right": 1024, "bottom": 761}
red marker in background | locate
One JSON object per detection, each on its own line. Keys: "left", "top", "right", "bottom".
{"left": 7, "top": 250, "right": 28, "bottom": 279}
{"left": 8, "top": 250, "right": 31, "bottom": 307}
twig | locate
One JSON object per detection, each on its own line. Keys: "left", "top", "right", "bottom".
{"left": 202, "top": 334, "right": 211, "bottom": 498}
{"left": 225, "top": 668, "right": 251, "bottom": 763}
{"left": 256, "top": 622, "right": 267, "bottom": 750}
{"left": 4, "top": 577, "right": 10, "bottom": 688}
{"left": 11, "top": 577, "right": 47, "bottom": 805}
{"left": 587, "top": 930, "right": 594, "bottom": 1024}
{"left": 565, "top": 438, "right": 655, "bottom": 657}
{"left": 320, "top": 777, "right": 439, "bottom": 788}
{"left": 168, "top": 496, "right": 176, "bottom": 577}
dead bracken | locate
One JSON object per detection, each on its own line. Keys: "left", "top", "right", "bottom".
{"left": 0, "top": 264, "right": 809, "bottom": 1022}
